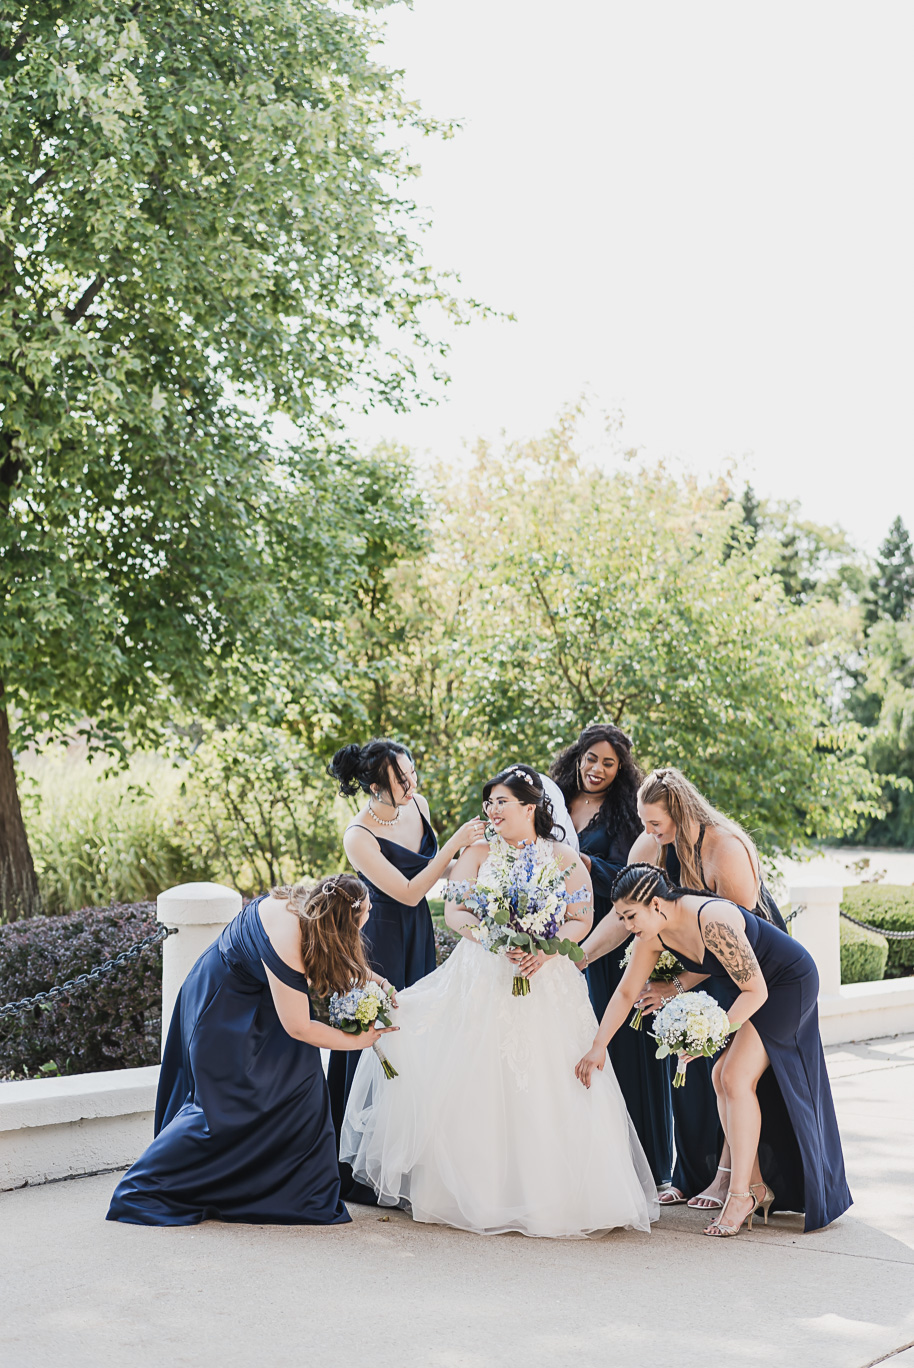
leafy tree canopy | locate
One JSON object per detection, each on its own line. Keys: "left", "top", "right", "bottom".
{"left": 0, "top": 0, "right": 453, "bottom": 913}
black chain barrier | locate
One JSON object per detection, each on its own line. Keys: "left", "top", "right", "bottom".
{"left": 784, "top": 901, "right": 914, "bottom": 940}
{"left": 838, "top": 909, "right": 914, "bottom": 940}
{"left": 0, "top": 924, "right": 179, "bottom": 1020}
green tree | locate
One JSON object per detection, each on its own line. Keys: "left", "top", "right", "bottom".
{"left": 849, "top": 619, "right": 914, "bottom": 846}
{"left": 361, "top": 417, "right": 882, "bottom": 853}
{"left": 0, "top": 2, "right": 454, "bottom": 916}
{"left": 864, "top": 517, "right": 914, "bottom": 626}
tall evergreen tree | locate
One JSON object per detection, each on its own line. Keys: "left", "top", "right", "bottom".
{"left": 865, "top": 517, "right": 914, "bottom": 625}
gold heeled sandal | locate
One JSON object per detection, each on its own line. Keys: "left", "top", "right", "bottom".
{"left": 750, "top": 1181, "right": 775, "bottom": 1225}
{"left": 687, "top": 1165, "right": 730, "bottom": 1210}
{"left": 703, "top": 1189, "right": 760, "bottom": 1238}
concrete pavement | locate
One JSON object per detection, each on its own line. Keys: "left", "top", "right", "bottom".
{"left": 2, "top": 1035, "right": 913, "bottom": 1368}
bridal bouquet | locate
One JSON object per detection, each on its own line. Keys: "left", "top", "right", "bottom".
{"left": 329, "top": 982, "right": 398, "bottom": 1079}
{"left": 652, "top": 990, "right": 738, "bottom": 1087}
{"left": 618, "top": 941, "right": 685, "bottom": 1030}
{"left": 448, "top": 839, "right": 586, "bottom": 997}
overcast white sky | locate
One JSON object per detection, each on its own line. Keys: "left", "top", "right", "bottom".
{"left": 344, "top": 0, "right": 914, "bottom": 552}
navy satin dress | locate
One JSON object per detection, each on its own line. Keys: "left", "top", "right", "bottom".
{"left": 107, "top": 897, "right": 349, "bottom": 1227}
{"left": 328, "top": 801, "right": 438, "bottom": 1202}
{"left": 666, "top": 839, "right": 788, "bottom": 1197}
{"left": 581, "top": 819, "right": 673, "bottom": 1186}
{"left": 662, "top": 902, "right": 851, "bottom": 1231}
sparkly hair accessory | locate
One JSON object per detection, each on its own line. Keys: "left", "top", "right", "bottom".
{"left": 317, "top": 877, "right": 362, "bottom": 906}
{"left": 510, "top": 767, "right": 536, "bottom": 785}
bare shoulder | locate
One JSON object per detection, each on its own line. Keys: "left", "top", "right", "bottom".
{"left": 552, "top": 841, "right": 583, "bottom": 872}
{"left": 628, "top": 831, "right": 659, "bottom": 864}
{"left": 413, "top": 792, "right": 432, "bottom": 819}
{"left": 257, "top": 896, "right": 306, "bottom": 971}
{"left": 343, "top": 819, "right": 377, "bottom": 853}
{"left": 449, "top": 840, "right": 489, "bottom": 885}
{"left": 698, "top": 898, "right": 750, "bottom": 940}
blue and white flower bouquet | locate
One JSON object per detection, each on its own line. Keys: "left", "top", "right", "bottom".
{"left": 652, "top": 990, "right": 738, "bottom": 1087}
{"left": 329, "top": 981, "right": 398, "bottom": 1079}
{"left": 618, "top": 941, "right": 685, "bottom": 1030}
{"left": 448, "top": 838, "right": 587, "bottom": 997}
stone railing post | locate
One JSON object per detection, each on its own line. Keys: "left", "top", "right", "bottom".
{"left": 787, "top": 882, "right": 842, "bottom": 997}
{"left": 156, "top": 882, "right": 241, "bottom": 1054}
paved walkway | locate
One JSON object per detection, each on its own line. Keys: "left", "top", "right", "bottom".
{"left": 2, "top": 1035, "right": 913, "bottom": 1368}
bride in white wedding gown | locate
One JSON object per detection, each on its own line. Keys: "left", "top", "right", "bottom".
{"left": 340, "top": 766, "right": 659, "bottom": 1239}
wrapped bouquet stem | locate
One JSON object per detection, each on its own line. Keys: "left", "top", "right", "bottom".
{"left": 651, "top": 990, "right": 739, "bottom": 1087}
{"left": 619, "top": 942, "right": 685, "bottom": 1030}
{"left": 329, "top": 981, "right": 398, "bottom": 1079}
{"left": 447, "top": 836, "right": 587, "bottom": 997}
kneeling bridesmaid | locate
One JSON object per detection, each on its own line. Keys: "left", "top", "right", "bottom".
{"left": 107, "top": 876, "right": 396, "bottom": 1227}
{"left": 576, "top": 864, "right": 852, "bottom": 1236}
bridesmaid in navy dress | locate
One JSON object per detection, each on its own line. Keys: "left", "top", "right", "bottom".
{"left": 327, "top": 739, "right": 485, "bottom": 1202}
{"left": 630, "top": 768, "right": 787, "bottom": 1211}
{"left": 107, "top": 875, "right": 396, "bottom": 1226}
{"left": 550, "top": 725, "right": 673, "bottom": 1187}
{"left": 577, "top": 864, "right": 852, "bottom": 1235}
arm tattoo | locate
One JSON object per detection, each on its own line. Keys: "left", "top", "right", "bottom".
{"left": 702, "top": 919, "right": 761, "bottom": 987}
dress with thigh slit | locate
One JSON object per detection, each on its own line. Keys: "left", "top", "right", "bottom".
{"left": 665, "top": 836, "right": 787, "bottom": 1197}
{"left": 662, "top": 901, "right": 851, "bottom": 1231}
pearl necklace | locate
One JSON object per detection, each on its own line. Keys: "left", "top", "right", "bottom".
{"left": 367, "top": 799, "right": 401, "bottom": 827}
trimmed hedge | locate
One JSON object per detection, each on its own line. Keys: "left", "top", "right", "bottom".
{"left": 0, "top": 903, "right": 162, "bottom": 1078}
{"left": 841, "top": 885, "right": 914, "bottom": 978}
{"left": 840, "top": 916, "right": 888, "bottom": 985}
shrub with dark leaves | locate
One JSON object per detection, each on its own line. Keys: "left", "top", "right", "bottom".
{"left": 0, "top": 903, "right": 162, "bottom": 1078}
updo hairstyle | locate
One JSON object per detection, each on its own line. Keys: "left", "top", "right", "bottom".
{"left": 329, "top": 739, "right": 413, "bottom": 802}
{"left": 271, "top": 873, "right": 371, "bottom": 999}
{"left": 610, "top": 862, "right": 689, "bottom": 906}
{"left": 483, "top": 765, "right": 566, "bottom": 842}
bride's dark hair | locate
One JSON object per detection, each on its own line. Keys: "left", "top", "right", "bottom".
{"left": 482, "top": 766, "right": 565, "bottom": 842}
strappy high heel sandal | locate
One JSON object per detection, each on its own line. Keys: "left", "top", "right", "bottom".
{"left": 687, "top": 1165, "right": 730, "bottom": 1210}
{"left": 657, "top": 1186, "right": 687, "bottom": 1205}
{"left": 750, "top": 1181, "right": 776, "bottom": 1225}
{"left": 702, "top": 1189, "right": 760, "bottom": 1238}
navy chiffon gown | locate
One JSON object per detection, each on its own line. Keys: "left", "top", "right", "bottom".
{"left": 662, "top": 901, "right": 851, "bottom": 1231}
{"left": 665, "top": 838, "right": 788, "bottom": 1197}
{"left": 107, "top": 896, "right": 349, "bottom": 1226}
{"left": 581, "top": 819, "right": 673, "bottom": 1186}
{"left": 328, "top": 801, "right": 438, "bottom": 1202}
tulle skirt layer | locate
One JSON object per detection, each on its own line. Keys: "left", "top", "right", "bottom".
{"left": 340, "top": 940, "right": 659, "bottom": 1239}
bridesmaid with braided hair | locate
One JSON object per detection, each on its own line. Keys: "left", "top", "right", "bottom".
{"left": 576, "top": 863, "right": 851, "bottom": 1236}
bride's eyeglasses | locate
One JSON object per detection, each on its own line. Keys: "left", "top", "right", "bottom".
{"left": 482, "top": 798, "right": 522, "bottom": 813}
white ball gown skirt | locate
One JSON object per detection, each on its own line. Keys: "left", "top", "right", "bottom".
{"left": 340, "top": 939, "right": 660, "bottom": 1238}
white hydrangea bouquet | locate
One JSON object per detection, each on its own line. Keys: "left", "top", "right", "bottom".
{"left": 619, "top": 941, "right": 685, "bottom": 1030}
{"left": 329, "top": 982, "right": 398, "bottom": 1079}
{"left": 448, "top": 837, "right": 587, "bottom": 997}
{"left": 652, "top": 990, "right": 738, "bottom": 1087}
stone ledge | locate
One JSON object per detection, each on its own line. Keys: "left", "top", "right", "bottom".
{"left": 0, "top": 1065, "right": 159, "bottom": 1133}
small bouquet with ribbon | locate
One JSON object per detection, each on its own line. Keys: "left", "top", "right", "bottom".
{"left": 448, "top": 838, "right": 587, "bottom": 997}
{"left": 329, "top": 981, "right": 398, "bottom": 1079}
{"left": 652, "top": 990, "right": 738, "bottom": 1087}
{"left": 619, "top": 941, "right": 685, "bottom": 1030}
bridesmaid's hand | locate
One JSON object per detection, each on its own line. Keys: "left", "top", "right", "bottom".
{"left": 361, "top": 1024, "right": 399, "bottom": 1047}
{"left": 575, "top": 1045, "right": 606, "bottom": 1089}
{"left": 634, "top": 981, "right": 672, "bottom": 1016}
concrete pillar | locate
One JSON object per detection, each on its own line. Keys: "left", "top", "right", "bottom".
{"left": 787, "top": 882, "right": 842, "bottom": 997}
{"left": 156, "top": 882, "right": 241, "bottom": 1054}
